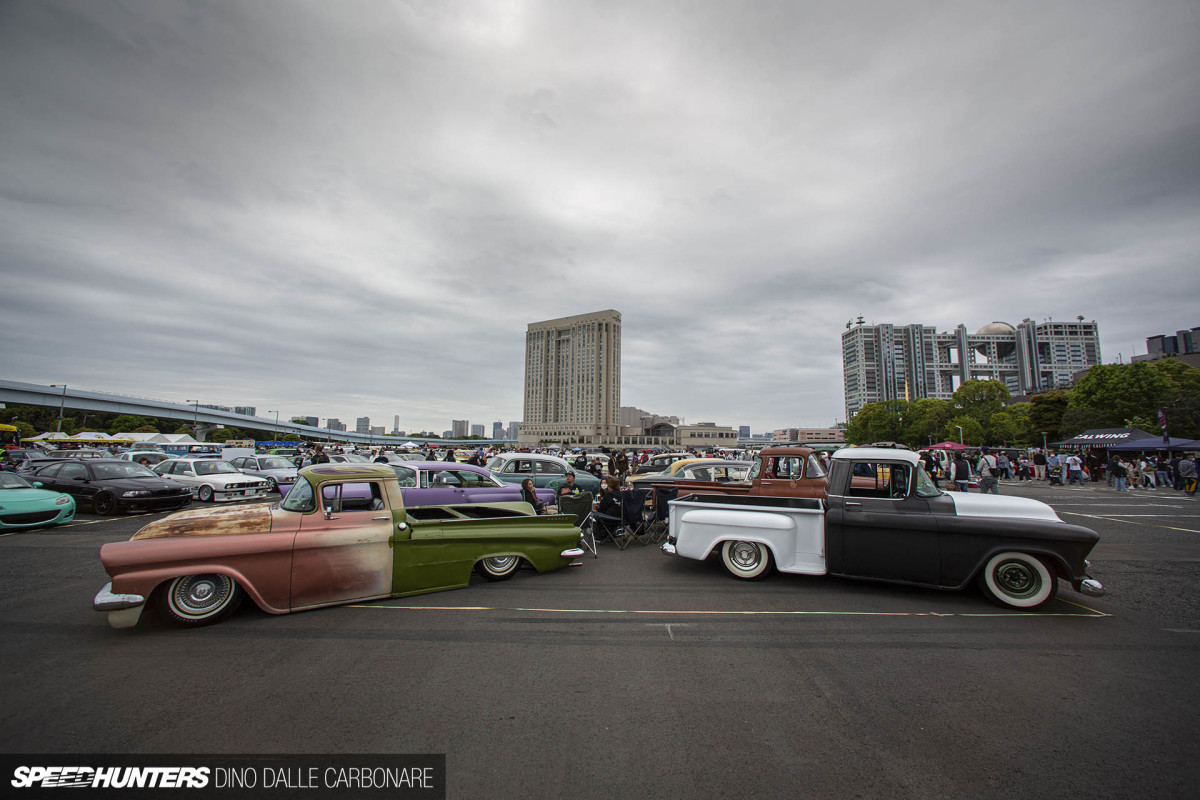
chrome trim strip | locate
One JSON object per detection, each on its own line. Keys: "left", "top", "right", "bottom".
{"left": 560, "top": 547, "right": 585, "bottom": 558}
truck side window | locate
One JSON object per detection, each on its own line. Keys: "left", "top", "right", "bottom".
{"left": 847, "top": 462, "right": 890, "bottom": 499}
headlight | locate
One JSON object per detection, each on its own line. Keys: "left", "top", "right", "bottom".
{"left": 122, "top": 490, "right": 150, "bottom": 498}
{"left": 55, "top": 496, "right": 71, "bottom": 506}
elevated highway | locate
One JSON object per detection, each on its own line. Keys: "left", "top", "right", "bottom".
{"left": 0, "top": 380, "right": 506, "bottom": 447}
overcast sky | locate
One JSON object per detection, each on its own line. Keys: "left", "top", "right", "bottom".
{"left": 2, "top": 0, "right": 1197, "bottom": 435}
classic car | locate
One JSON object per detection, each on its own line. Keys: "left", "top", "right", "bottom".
{"left": 227, "top": 455, "right": 299, "bottom": 491}
{"left": 329, "top": 453, "right": 373, "bottom": 464}
{"left": 0, "top": 472, "right": 76, "bottom": 530}
{"left": 641, "top": 446, "right": 828, "bottom": 500}
{"left": 152, "top": 458, "right": 271, "bottom": 503}
{"left": 277, "top": 462, "right": 556, "bottom": 508}
{"left": 662, "top": 447, "right": 1105, "bottom": 611}
{"left": 629, "top": 458, "right": 744, "bottom": 486}
{"left": 45, "top": 448, "right": 110, "bottom": 459}
{"left": 630, "top": 452, "right": 693, "bottom": 476}
{"left": 116, "top": 451, "right": 172, "bottom": 467}
{"left": 486, "top": 453, "right": 602, "bottom": 493}
{"left": 93, "top": 464, "right": 584, "bottom": 628}
{"left": 630, "top": 460, "right": 753, "bottom": 488}
{"left": 29, "top": 459, "right": 192, "bottom": 515}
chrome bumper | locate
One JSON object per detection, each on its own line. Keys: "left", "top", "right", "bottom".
{"left": 560, "top": 547, "right": 584, "bottom": 559}
{"left": 661, "top": 542, "right": 677, "bottom": 556}
{"left": 93, "top": 582, "right": 145, "bottom": 611}
{"left": 1076, "top": 578, "right": 1105, "bottom": 598}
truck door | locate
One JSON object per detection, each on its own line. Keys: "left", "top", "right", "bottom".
{"left": 290, "top": 480, "right": 395, "bottom": 610}
{"left": 826, "top": 460, "right": 939, "bottom": 585}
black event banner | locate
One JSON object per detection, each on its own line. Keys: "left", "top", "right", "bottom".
{"left": 3, "top": 755, "right": 444, "bottom": 800}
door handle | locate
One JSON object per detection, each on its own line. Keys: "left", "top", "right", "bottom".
{"left": 845, "top": 501, "right": 863, "bottom": 507}
{"left": 372, "top": 516, "right": 389, "bottom": 520}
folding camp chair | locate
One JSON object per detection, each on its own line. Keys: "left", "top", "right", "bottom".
{"left": 646, "top": 487, "right": 677, "bottom": 544}
{"left": 557, "top": 491, "right": 596, "bottom": 558}
{"left": 591, "top": 489, "right": 646, "bottom": 550}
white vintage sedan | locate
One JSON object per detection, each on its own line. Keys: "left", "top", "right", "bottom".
{"left": 153, "top": 459, "right": 271, "bottom": 503}
{"left": 227, "top": 455, "right": 299, "bottom": 491}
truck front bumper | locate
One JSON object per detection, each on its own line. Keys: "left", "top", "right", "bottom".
{"left": 93, "top": 582, "right": 147, "bottom": 629}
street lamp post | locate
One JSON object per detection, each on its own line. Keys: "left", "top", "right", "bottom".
{"left": 185, "top": 400, "right": 199, "bottom": 436}
{"left": 269, "top": 410, "right": 279, "bottom": 443}
{"left": 955, "top": 425, "right": 964, "bottom": 445}
{"left": 51, "top": 384, "right": 67, "bottom": 432}
{"left": 1041, "top": 431, "right": 1048, "bottom": 451}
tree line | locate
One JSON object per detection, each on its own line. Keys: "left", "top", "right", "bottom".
{"left": 844, "top": 359, "right": 1200, "bottom": 448}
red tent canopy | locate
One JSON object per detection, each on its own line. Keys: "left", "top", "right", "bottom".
{"left": 928, "top": 441, "right": 969, "bottom": 451}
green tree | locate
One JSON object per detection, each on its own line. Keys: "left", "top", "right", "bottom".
{"left": 133, "top": 424, "right": 160, "bottom": 433}
{"left": 1152, "top": 359, "right": 1200, "bottom": 439}
{"left": 12, "top": 420, "right": 36, "bottom": 439}
{"left": 1002, "top": 402, "right": 1034, "bottom": 445}
{"left": 844, "top": 400, "right": 910, "bottom": 445}
{"left": 905, "top": 398, "right": 953, "bottom": 447}
{"left": 208, "top": 427, "right": 243, "bottom": 443}
{"left": 943, "top": 416, "right": 985, "bottom": 446}
{"left": 988, "top": 411, "right": 1018, "bottom": 445}
{"left": 282, "top": 433, "right": 301, "bottom": 442}
{"left": 1028, "top": 389, "right": 1070, "bottom": 443}
{"left": 1068, "top": 363, "right": 1174, "bottom": 430}
{"left": 952, "top": 379, "right": 1011, "bottom": 428}
{"left": 109, "top": 414, "right": 153, "bottom": 433}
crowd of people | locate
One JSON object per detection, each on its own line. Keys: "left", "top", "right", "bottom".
{"left": 919, "top": 447, "right": 1199, "bottom": 496}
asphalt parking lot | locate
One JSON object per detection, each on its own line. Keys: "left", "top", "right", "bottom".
{"left": 1, "top": 483, "right": 1198, "bottom": 799}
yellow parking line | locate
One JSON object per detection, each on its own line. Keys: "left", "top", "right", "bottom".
{"left": 347, "top": 604, "right": 1107, "bottom": 618}
{"left": 1055, "top": 598, "right": 1109, "bottom": 615}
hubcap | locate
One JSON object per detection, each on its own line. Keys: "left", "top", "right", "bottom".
{"left": 730, "top": 542, "right": 762, "bottom": 570}
{"left": 172, "top": 575, "right": 231, "bottom": 615}
{"left": 995, "top": 561, "right": 1040, "bottom": 598}
{"left": 486, "top": 556, "right": 517, "bottom": 572}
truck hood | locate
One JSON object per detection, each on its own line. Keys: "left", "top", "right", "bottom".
{"left": 131, "top": 504, "right": 273, "bottom": 540}
{"left": 946, "top": 492, "right": 1061, "bottom": 523}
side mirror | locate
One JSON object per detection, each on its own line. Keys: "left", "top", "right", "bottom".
{"left": 32, "top": 481, "right": 43, "bottom": 488}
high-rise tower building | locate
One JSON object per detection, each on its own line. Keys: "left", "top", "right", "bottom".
{"left": 520, "top": 309, "right": 621, "bottom": 445}
{"left": 842, "top": 317, "right": 1101, "bottom": 419}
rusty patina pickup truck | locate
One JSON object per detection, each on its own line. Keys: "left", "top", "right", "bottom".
{"left": 93, "top": 464, "right": 584, "bottom": 629}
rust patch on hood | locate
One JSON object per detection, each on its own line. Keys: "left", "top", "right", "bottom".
{"left": 132, "top": 504, "right": 273, "bottom": 540}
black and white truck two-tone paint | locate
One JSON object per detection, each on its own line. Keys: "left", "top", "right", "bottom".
{"left": 662, "top": 448, "right": 1105, "bottom": 610}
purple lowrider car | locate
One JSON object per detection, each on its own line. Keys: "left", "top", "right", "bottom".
{"left": 278, "top": 462, "right": 556, "bottom": 508}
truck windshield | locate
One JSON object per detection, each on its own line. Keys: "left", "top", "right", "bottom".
{"left": 280, "top": 478, "right": 316, "bottom": 512}
{"left": 913, "top": 465, "right": 942, "bottom": 498}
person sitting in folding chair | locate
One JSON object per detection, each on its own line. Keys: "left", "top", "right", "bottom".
{"left": 591, "top": 476, "right": 624, "bottom": 542}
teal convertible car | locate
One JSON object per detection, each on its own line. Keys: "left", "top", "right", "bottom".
{"left": 0, "top": 472, "right": 76, "bottom": 531}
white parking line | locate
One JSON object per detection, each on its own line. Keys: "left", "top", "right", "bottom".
{"left": 1060, "top": 511, "right": 1200, "bottom": 533}
{"left": 347, "top": 604, "right": 1109, "bottom": 618}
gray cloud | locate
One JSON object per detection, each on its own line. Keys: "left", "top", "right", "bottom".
{"left": 2, "top": 0, "right": 1198, "bottom": 433}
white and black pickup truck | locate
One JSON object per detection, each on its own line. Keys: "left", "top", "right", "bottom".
{"left": 662, "top": 447, "right": 1105, "bottom": 610}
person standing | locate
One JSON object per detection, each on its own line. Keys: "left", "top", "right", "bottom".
{"left": 997, "top": 452, "right": 1011, "bottom": 480}
{"left": 1112, "top": 458, "right": 1129, "bottom": 492}
{"left": 1063, "top": 453, "right": 1083, "bottom": 485}
{"left": 310, "top": 444, "right": 330, "bottom": 465}
{"left": 1180, "top": 455, "right": 1198, "bottom": 496}
{"left": 1033, "top": 450, "right": 1047, "bottom": 481}
{"left": 977, "top": 447, "right": 999, "bottom": 494}
{"left": 953, "top": 453, "right": 972, "bottom": 492}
